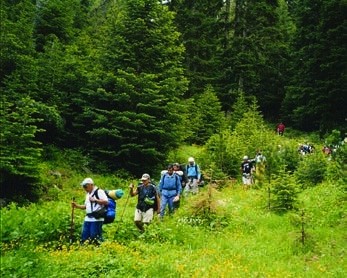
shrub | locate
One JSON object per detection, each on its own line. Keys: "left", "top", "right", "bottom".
{"left": 270, "top": 171, "right": 299, "bottom": 212}
{"left": 295, "top": 153, "right": 327, "bottom": 187}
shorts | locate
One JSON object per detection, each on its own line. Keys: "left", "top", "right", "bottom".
{"left": 242, "top": 174, "right": 252, "bottom": 185}
{"left": 134, "top": 208, "right": 154, "bottom": 223}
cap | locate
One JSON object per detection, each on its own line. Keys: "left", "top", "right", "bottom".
{"left": 243, "top": 156, "right": 248, "bottom": 160}
{"left": 140, "top": 173, "right": 150, "bottom": 181}
{"left": 81, "top": 177, "right": 94, "bottom": 186}
{"left": 188, "top": 157, "right": 195, "bottom": 162}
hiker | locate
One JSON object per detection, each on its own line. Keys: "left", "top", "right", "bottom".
{"left": 276, "top": 122, "right": 285, "bottom": 136}
{"left": 298, "top": 143, "right": 314, "bottom": 155}
{"left": 173, "top": 163, "right": 186, "bottom": 209}
{"left": 322, "top": 145, "right": 332, "bottom": 155}
{"left": 72, "top": 177, "right": 108, "bottom": 244}
{"left": 129, "top": 174, "right": 160, "bottom": 232}
{"left": 254, "top": 150, "right": 266, "bottom": 186}
{"left": 159, "top": 165, "right": 182, "bottom": 218}
{"left": 184, "top": 157, "right": 201, "bottom": 196}
{"left": 241, "top": 156, "right": 253, "bottom": 189}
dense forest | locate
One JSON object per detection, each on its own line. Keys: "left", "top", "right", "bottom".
{"left": 1, "top": 0, "right": 346, "bottom": 200}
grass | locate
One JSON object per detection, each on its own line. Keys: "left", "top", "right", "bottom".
{"left": 1, "top": 145, "right": 346, "bottom": 277}
{"left": 2, "top": 178, "right": 345, "bottom": 277}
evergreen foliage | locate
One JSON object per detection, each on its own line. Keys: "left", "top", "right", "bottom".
{"left": 168, "top": 0, "right": 225, "bottom": 96}
{"left": 1, "top": 0, "right": 344, "bottom": 199}
{"left": 72, "top": 0, "right": 188, "bottom": 175}
{"left": 0, "top": 96, "right": 44, "bottom": 201}
{"left": 186, "top": 85, "right": 224, "bottom": 144}
{"left": 270, "top": 170, "right": 299, "bottom": 212}
{"left": 221, "top": 0, "right": 293, "bottom": 118}
{"left": 295, "top": 153, "right": 328, "bottom": 188}
{"left": 282, "top": 0, "right": 347, "bottom": 132}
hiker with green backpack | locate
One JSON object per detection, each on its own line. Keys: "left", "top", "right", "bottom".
{"left": 72, "top": 177, "right": 108, "bottom": 244}
{"left": 129, "top": 174, "right": 160, "bottom": 232}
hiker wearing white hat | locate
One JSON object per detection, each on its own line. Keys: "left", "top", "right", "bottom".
{"left": 184, "top": 157, "right": 201, "bottom": 196}
{"left": 72, "top": 177, "right": 108, "bottom": 243}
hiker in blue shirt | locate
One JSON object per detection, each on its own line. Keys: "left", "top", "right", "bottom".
{"left": 159, "top": 164, "right": 182, "bottom": 218}
{"left": 184, "top": 157, "right": 201, "bottom": 196}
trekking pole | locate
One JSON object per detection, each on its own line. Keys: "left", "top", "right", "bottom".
{"left": 69, "top": 197, "right": 75, "bottom": 244}
{"left": 120, "top": 191, "right": 130, "bottom": 222}
{"left": 115, "top": 187, "right": 131, "bottom": 234}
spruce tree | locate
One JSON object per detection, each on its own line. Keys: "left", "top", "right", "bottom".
{"left": 221, "top": 0, "right": 293, "bottom": 119}
{"left": 0, "top": 96, "right": 43, "bottom": 201}
{"left": 282, "top": 0, "right": 346, "bottom": 132}
{"left": 74, "top": 0, "right": 188, "bottom": 175}
{"left": 168, "top": 0, "right": 225, "bottom": 97}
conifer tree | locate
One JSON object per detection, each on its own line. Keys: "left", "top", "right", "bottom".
{"left": 0, "top": 96, "right": 43, "bottom": 201}
{"left": 74, "top": 0, "right": 188, "bottom": 175}
{"left": 168, "top": 0, "right": 225, "bottom": 97}
{"left": 186, "top": 85, "right": 224, "bottom": 144}
{"left": 221, "top": 0, "right": 293, "bottom": 118}
{"left": 282, "top": 0, "right": 346, "bottom": 132}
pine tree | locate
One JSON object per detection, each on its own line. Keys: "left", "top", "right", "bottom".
{"left": 221, "top": 0, "right": 293, "bottom": 119}
{"left": 0, "top": 96, "right": 44, "bottom": 201}
{"left": 186, "top": 85, "right": 224, "bottom": 144}
{"left": 282, "top": 0, "right": 347, "bottom": 132}
{"left": 168, "top": 0, "right": 225, "bottom": 97}
{"left": 73, "top": 0, "right": 188, "bottom": 175}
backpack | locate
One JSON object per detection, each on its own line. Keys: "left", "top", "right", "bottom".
{"left": 137, "top": 183, "right": 158, "bottom": 212}
{"left": 186, "top": 164, "right": 198, "bottom": 178}
{"left": 94, "top": 189, "right": 122, "bottom": 224}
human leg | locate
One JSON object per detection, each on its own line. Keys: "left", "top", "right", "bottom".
{"left": 134, "top": 209, "right": 144, "bottom": 232}
{"left": 160, "top": 194, "right": 168, "bottom": 217}
{"left": 81, "top": 221, "right": 91, "bottom": 243}
{"left": 90, "top": 221, "right": 103, "bottom": 242}
{"left": 184, "top": 179, "right": 192, "bottom": 197}
{"left": 142, "top": 208, "right": 154, "bottom": 223}
{"left": 191, "top": 179, "right": 199, "bottom": 194}
{"left": 167, "top": 196, "right": 177, "bottom": 215}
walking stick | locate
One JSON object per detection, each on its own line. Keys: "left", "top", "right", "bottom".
{"left": 70, "top": 197, "right": 75, "bottom": 244}
{"left": 115, "top": 188, "right": 131, "bottom": 234}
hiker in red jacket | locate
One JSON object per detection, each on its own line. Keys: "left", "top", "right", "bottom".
{"left": 276, "top": 122, "right": 285, "bottom": 136}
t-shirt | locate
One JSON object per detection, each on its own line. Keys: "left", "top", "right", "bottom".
{"left": 84, "top": 187, "right": 108, "bottom": 222}
{"left": 241, "top": 161, "right": 252, "bottom": 174}
{"left": 137, "top": 184, "right": 158, "bottom": 212}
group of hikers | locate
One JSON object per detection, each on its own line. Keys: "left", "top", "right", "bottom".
{"left": 72, "top": 120, "right": 343, "bottom": 244}
{"left": 72, "top": 157, "right": 203, "bottom": 243}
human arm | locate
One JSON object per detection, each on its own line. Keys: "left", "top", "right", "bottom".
{"left": 129, "top": 183, "right": 138, "bottom": 196}
{"left": 196, "top": 165, "right": 201, "bottom": 181}
{"left": 72, "top": 202, "right": 86, "bottom": 210}
{"left": 158, "top": 175, "right": 164, "bottom": 193}
{"left": 89, "top": 189, "right": 109, "bottom": 205}
{"left": 155, "top": 192, "right": 160, "bottom": 214}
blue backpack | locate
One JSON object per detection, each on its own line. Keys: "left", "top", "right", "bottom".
{"left": 94, "top": 189, "right": 123, "bottom": 224}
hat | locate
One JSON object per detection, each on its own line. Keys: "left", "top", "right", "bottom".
{"left": 188, "top": 157, "right": 195, "bottom": 162}
{"left": 140, "top": 174, "right": 150, "bottom": 181}
{"left": 243, "top": 156, "right": 248, "bottom": 160}
{"left": 81, "top": 177, "right": 94, "bottom": 186}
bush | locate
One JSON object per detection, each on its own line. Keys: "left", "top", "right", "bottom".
{"left": 0, "top": 201, "right": 79, "bottom": 248}
{"left": 270, "top": 171, "right": 299, "bottom": 212}
{"left": 295, "top": 153, "right": 327, "bottom": 187}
